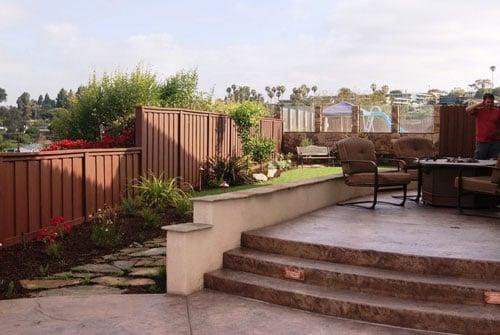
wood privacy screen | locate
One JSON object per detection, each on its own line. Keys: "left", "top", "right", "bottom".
{"left": 438, "top": 106, "right": 476, "bottom": 158}
{"left": 135, "top": 107, "right": 283, "bottom": 187}
{"left": 0, "top": 148, "right": 140, "bottom": 246}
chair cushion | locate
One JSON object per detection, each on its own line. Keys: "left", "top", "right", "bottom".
{"left": 407, "top": 168, "right": 418, "bottom": 181}
{"left": 337, "top": 137, "right": 377, "bottom": 174}
{"left": 490, "top": 156, "right": 500, "bottom": 183}
{"left": 346, "top": 172, "right": 412, "bottom": 186}
{"left": 393, "top": 137, "right": 435, "bottom": 159}
{"left": 455, "top": 175, "right": 499, "bottom": 195}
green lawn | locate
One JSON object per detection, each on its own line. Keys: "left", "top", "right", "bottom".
{"left": 192, "top": 166, "right": 343, "bottom": 197}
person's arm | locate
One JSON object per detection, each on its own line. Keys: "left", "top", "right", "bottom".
{"left": 465, "top": 101, "right": 483, "bottom": 115}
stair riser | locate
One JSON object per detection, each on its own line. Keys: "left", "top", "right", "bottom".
{"left": 241, "top": 233, "right": 500, "bottom": 280}
{"left": 223, "top": 253, "right": 487, "bottom": 305}
{"left": 204, "top": 274, "right": 499, "bottom": 335}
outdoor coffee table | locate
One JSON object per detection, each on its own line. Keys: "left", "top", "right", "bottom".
{"left": 420, "top": 158, "right": 496, "bottom": 207}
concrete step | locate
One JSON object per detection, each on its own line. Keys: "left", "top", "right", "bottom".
{"left": 223, "top": 248, "right": 500, "bottom": 305}
{"left": 204, "top": 269, "right": 500, "bottom": 335}
{"left": 241, "top": 231, "right": 500, "bottom": 280}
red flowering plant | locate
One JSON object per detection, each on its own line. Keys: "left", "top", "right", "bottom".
{"left": 43, "top": 126, "right": 135, "bottom": 151}
{"left": 36, "top": 216, "right": 72, "bottom": 257}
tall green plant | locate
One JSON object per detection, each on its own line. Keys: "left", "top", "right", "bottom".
{"left": 134, "top": 174, "right": 190, "bottom": 212}
{"left": 229, "top": 101, "right": 266, "bottom": 151}
{"left": 53, "top": 66, "right": 161, "bottom": 140}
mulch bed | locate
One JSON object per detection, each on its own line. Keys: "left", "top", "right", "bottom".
{"left": 0, "top": 211, "right": 189, "bottom": 300}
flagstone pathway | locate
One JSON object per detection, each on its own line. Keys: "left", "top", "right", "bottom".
{"left": 19, "top": 238, "right": 166, "bottom": 297}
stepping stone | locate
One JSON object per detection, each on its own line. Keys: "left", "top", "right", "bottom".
{"left": 119, "top": 247, "right": 147, "bottom": 254}
{"left": 102, "top": 254, "right": 120, "bottom": 261}
{"left": 112, "top": 260, "right": 138, "bottom": 271}
{"left": 71, "top": 264, "right": 123, "bottom": 275}
{"left": 32, "top": 285, "right": 124, "bottom": 297}
{"left": 20, "top": 279, "right": 81, "bottom": 290}
{"left": 91, "top": 276, "right": 155, "bottom": 287}
{"left": 50, "top": 272, "right": 98, "bottom": 279}
{"left": 135, "top": 258, "right": 165, "bottom": 267}
{"left": 129, "top": 247, "right": 166, "bottom": 257}
{"left": 129, "top": 267, "right": 161, "bottom": 278}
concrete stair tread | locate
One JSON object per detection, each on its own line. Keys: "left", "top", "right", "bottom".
{"left": 206, "top": 269, "right": 500, "bottom": 320}
{"left": 241, "top": 232, "right": 500, "bottom": 280}
{"left": 225, "top": 248, "right": 500, "bottom": 292}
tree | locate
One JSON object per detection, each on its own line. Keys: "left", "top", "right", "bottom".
{"left": 16, "top": 92, "right": 31, "bottom": 110}
{"left": 265, "top": 86, "right": 275, "bottom": 102}
{"left": 0, "top": 88, "right": 7, "bottom": 103}
{"left": 370, "top": 83, "right": 377, "bottom": 92}
{"left": 37, "top": 95, "right": 43, "bottom": 106}
{"left": 492, "top": 87, "right": 500, "bottom": 98}
{"left": 450, "top": 87, "right": 465, "bottom": 96}
{"left": 42, "top": 93, "right": 55, "bottom": 109}
{"left": 290, "top": 84, "right": 312, "bottom": 105}
{"left": 337, "top": 87, "right": 355, "bottom": 102}
{"left": 54, "top": 66, "right": 162, "bottom": 140}
{"left": 381, "top": 85, "right": 390, "bottom": 94}
{"left": 0, "top": 106, "right": 27, "bottom": 133}
{"left": 225, "top": 85, "right": 264, "bottom": 103}
{"left": 56, "top": 88, "right": 70, "bottom": 108}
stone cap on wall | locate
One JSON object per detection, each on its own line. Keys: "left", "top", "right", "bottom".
{"left": 192, "top": 174, "right": 344, "bottom": 203}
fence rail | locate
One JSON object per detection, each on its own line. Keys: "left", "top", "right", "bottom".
{"left": 136, "top": 107, "right": 282, "bottom": 187}
{"left": 0, "top": 148, "right": 141, "bottom": 246}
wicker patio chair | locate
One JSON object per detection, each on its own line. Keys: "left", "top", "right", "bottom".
{"left": 392, "top": 137, "right": 437, "bottom": 202}
{"left": 337, "top": 137, "right": 412, "bottom": 209}
{"left": 455, "top": 155, "right": 500, "bottom": 217}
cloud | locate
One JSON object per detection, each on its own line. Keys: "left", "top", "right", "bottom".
{"left": 2, "top": 0, "right": 500, "bottom": 105}
{"left": 0, "top": 2, "right": 29, "bottom": 30}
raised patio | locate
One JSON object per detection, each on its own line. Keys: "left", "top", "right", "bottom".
{"left": 204, "top": 193, "right": 500, "bottom": 334}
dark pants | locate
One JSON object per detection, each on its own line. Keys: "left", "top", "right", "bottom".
{"left": 474, "top": 141, "right": 500, "bottom": 159}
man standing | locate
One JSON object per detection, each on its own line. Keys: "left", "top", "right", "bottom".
{"left": 465, "top": 93, "right": 500, "bottom": 159}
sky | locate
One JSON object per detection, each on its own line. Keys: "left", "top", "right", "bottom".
{"left": 1, "top": 0, "right": 500, "bottom": 105}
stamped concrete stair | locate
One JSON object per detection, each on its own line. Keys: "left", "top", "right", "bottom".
{"left": 205, "top": 230, "right": 500, "bottom": 334}
{"left": 205, "top": 269, "right": 499, "bottom": 335}
{"left": 222, "top": 248, "right": 500, "bottom": 306}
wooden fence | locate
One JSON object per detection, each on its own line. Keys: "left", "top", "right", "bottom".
{"left": 135, "top": 107, "right": 283, "bottom": 187}
{"left": 0, "top": 148, "right": 141, "bottom": 246}
{"left": 0, "top": 107, "right": 282, "bottom": 246}
{"left": 438, "top": 106, "right": 475, "bottom": 157}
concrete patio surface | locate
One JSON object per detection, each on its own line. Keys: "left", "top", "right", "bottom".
{"left": 246, "top": 195, "right": 500, "bottom": 262}
{"left": 0, "top": 290, "right": 442, "bottom": 335}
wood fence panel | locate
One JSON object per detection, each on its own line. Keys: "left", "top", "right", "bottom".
{"left": 0, "top": 148, "right": 140, "bottom": 247}
{"left": 135, "top": 107, "right": 283, "bottom": 187}
{"left": 438, "top": 106, "right": 475, "bottom": 157}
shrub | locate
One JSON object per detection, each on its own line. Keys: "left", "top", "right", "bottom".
{"left": 229, "top": 101, "right": 266, "bottom": 144}
{"left": 270, "top": 153, "right": 293, "bottom": 171}
{"left": 140, "top": 207, "right": 162, "bottom": 229}
{"left": 244, "top": 137, "right": 275, "bottom": 165}
{"left": 36, "top": 216, "right": 72, "bottom": 257}
{"left": 299, "top": 138, "right": 313, "bottom": 147}
{"left": 120, "top": 196, "right": 143, "bottom": 217}
{"left": 90, "top": 207, "right": 121, "bottom": 248}
{"left": 134, "top": 174, "right": 190, "bottom": 212}
{"left": 174, "top": 197, "right": 193, "bottom": 219}
{"left": 53, "top": 66, "right": 161, "bottom": 141}
{"left": 201, "top": 156, "right": 252, "bottom": 188}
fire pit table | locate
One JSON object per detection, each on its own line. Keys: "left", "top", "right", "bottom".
{"left": 420, "top": 158, "right": 496, "bottom": 207}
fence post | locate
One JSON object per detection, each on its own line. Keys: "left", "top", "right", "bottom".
{"left": 83, "top": 152, "right": 89, "bottom": 220}
{"left": 391, "top": 105, "right": 400, "bottom": 133}
{"left": 314, "top": 106, "right": 322, "bottom": 133}
{"left": 351, "top": 105, "right": 360, "bottom": 134}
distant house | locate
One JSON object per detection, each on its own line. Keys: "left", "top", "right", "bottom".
{"left": 438, "top": 94, "right": 466, "bottom": 105}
